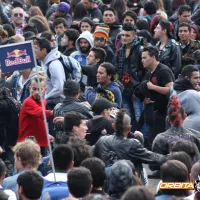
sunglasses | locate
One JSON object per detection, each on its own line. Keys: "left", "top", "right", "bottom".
{"left": 94, "top": 37, "right": 105, "bottom": 42}
{"left": 14, "top": 13, "right": 23, "bottom": 18}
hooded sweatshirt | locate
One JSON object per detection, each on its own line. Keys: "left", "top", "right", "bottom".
{"left": 43, "top": 48, "right": 65, "bottom": 103}
{"left": 85, "top": 81, "right": 123, "bottom": 107}
{"left": 70, "top": 31, "right": 94, "bottom": 66}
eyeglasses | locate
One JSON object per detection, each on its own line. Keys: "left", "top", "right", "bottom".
{"left": 94, "top": 37, "right": 105, "bottom": 42}
{"left": 14, "top": 13, "right": 23, "bottom": 18}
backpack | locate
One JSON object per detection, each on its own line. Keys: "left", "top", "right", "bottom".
{"left": 0, "top": 88, "right": 21, "bottom": 147}
{"left": 41, "top": 180, "right": 69, "bottom": 200}
{"left": 46, "top": 54, "right": 73, "bottom": 80}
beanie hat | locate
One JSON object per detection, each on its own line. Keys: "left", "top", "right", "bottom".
{"left": 57, "top": 2, "right": 70, "bottom": 13}
{"left": 93, "top": 26, "right": 110, "bottom": 42}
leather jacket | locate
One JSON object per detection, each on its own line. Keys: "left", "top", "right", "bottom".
{"left": 156, "top": 39, "right": 181, "bottom": 76}
{"left": 94, "top": 134, "right": 166, "bottom": 176}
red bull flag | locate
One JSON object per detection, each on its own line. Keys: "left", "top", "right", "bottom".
{"left": 0, "top": 41, "right": 36, "bottom": 73}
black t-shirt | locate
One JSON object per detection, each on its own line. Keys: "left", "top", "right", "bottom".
{"left": 147, "top": 63, "right": 175, "bottom": 114}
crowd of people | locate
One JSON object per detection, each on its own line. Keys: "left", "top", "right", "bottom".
{"left": 0, "top": 0, "right": 200, "bottom": 199}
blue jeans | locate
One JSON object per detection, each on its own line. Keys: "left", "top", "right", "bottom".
{"left": 122, "top": 95, "right": 144, "bottom": 131}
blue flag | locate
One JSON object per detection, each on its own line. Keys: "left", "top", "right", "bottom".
{"left": 0, "top": 41, "right": 37, "bottom": 73}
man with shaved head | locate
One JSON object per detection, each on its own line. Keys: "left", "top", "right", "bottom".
{"left": 94, "top": 109, "right": 166, "bottom": 183}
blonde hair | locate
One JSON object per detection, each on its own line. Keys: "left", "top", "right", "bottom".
{"left": 11, "top": 34, "right": 25, "bottom": 43}
{"left": 13, "top": 139, "right": 41, "bottom": 169}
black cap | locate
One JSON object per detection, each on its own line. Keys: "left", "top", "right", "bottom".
{"left": 92, "top": 98, "right": 118, "bottom": 115}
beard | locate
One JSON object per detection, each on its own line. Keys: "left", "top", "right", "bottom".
{"left": 80, "top": 46, "right": 90, "bottom": 54}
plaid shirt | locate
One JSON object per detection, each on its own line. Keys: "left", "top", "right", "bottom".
{"left": 117, "top": 37, "right": 141, "bottom": 80}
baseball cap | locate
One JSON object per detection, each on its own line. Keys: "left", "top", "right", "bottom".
{"left": 57, "top": 2, "right": 70, "bottom": 13}
{"left": 92, "top": 98, "right": 118, "bottom": 115}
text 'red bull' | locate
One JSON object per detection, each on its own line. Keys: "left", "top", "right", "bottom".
{"left": 160, "top": 182, "right": 194, "bottom": 190}
{"left": 5, "top": 56, "right": 31, "bottom": 66}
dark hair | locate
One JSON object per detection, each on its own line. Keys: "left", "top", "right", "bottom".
{"left": 81, "top": 157, "right": 106, "bottom": 188}
{"left": 195, "top": 192, "right": 200, "bottom": 200}
{"left": 64, "top": 111, "right": 86, "bottom": 132}
{"left": 34, "top": 37, "right": 51, "bottom": 53}
{"left": 143, "top": 46, "right": 159, "bottom": 60}
{"left": 74, "top": 2, "right": 88, "bottom": 20}
{"left": 31, "top": 76, "right": 46, "bottom": 85}
{"left": 80, "top": 17, "right": 95, "bottom": 32}
{"left": 103, "top": 7, "right": 116, "bottom": 15}
{"left": 29, "top": 16, "right": 49, "bottom": 33}
{"left": 144, "top": 0, "right": 157, "bottom": 15}
{"left": 171, "top": 140, "right": 197, "bottom": 162}
{"left": 136, "top": 19, "right": 150, "bottom": 31}
{"left": 35, "top": 0, "right": 49, "bottom": 15}
{"left": 115, "top": 109, "right": 130, "bottom": 136}
{"left": 64, "top": 29, "right": 80, "bottom": 46}
{"left": 40, "top": 30, "right": 55, "bottom": 42}
{"left": 17, "top": 170, "right": 43, "bottom": 199}
{"left": 178, "top": 22, "right": 191, "bottom": 31}
{"left": 191, "top": 25, "right": 200, "bottom": 40}
{"left": 122, "top": 23, "right": 137, "bottom": 33}
{"left": 66, "top": 138, "right": 93, "bottom": 167}
{"left": 172, "top": 0, "right": 186, "bottom": 12}
{"left": 160, "top": 160, "right": 189, "bottom": 196}
{"left": 23, "top": 23, "right": 38, "bottom": 35}
{"left": 178, "top": 5, "right": 191, "bottom": 15}
{"left": 99, "top": 62, "right": 116, "bottom": 82}
{"left": 68, "top": 167, "right": 92, "bottom": 198}
{"left": 122, "top": 10, "right": 137, "bottom": 24}
{"left": 168, "top": 151, "right": 192, "bottom": 172}
{"left": 159, "top": 20, "right": 174, "bottom": 38}
{"left": 181, "top": 65, "right": 199, "bottom": 77}
{"left": 121, "top": 186, "right": 155, "bottom": 200}
{"left": 0, "top": 159, "right": 6, "bottom": 177}
{"left": 110, "top": 0, "right": 126, "bottom": 23}
{"left": 2, "top": 24, "right": 15, "bottom": 37}
{"left": 137, "top": 30, "right": 153, "bottom": 42}
{"left": 168, "top": 96, "right": 185, "bottom": 127}
{"left": 53, "top": 144, "right": 74, "bottom": 171}
{"left": 70, "top": 0, "right": 81, "bottom": 15}
{"left": 63, "top": 80, "right": 80, "bottom": 97}
{"left": 53, "top": 17, "right": 68, "bottom": 29}
{"left": 90, "top": 47, "right": 107, "bottom": 64}
{"left": 150, "top": 15, "right": 166, "bottom": 35}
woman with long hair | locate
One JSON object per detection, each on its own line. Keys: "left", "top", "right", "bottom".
{"left": 28, "top": 6, "right": 44, "bottom": 18}
{"left": 110, "top": 0, "right": 126, "bottom": 23}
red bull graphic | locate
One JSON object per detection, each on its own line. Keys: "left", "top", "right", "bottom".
{"left": 5, "top": 49, "right": 31, "bottom": 67}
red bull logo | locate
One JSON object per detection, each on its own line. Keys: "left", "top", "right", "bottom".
{"left": 7, "top": 49, "right": 27, "bottom": 58}
{"left": 5, "top": 49, "right": 31, "bottom": 67}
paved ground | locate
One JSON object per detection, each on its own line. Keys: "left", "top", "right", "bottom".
{"left": 144, "top": 164, "right": 160, "bottom": 193}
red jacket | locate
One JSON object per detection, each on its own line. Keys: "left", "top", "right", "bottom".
{"left": 18, "top": 96, "right": 52, "bottom": 146}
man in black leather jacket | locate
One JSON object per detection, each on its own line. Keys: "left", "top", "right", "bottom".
{"left": 94, "top": 109, "right": 166, "bottom": 180}
{"left": 154, "top": 20, "right": 181, "bottom": 77}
